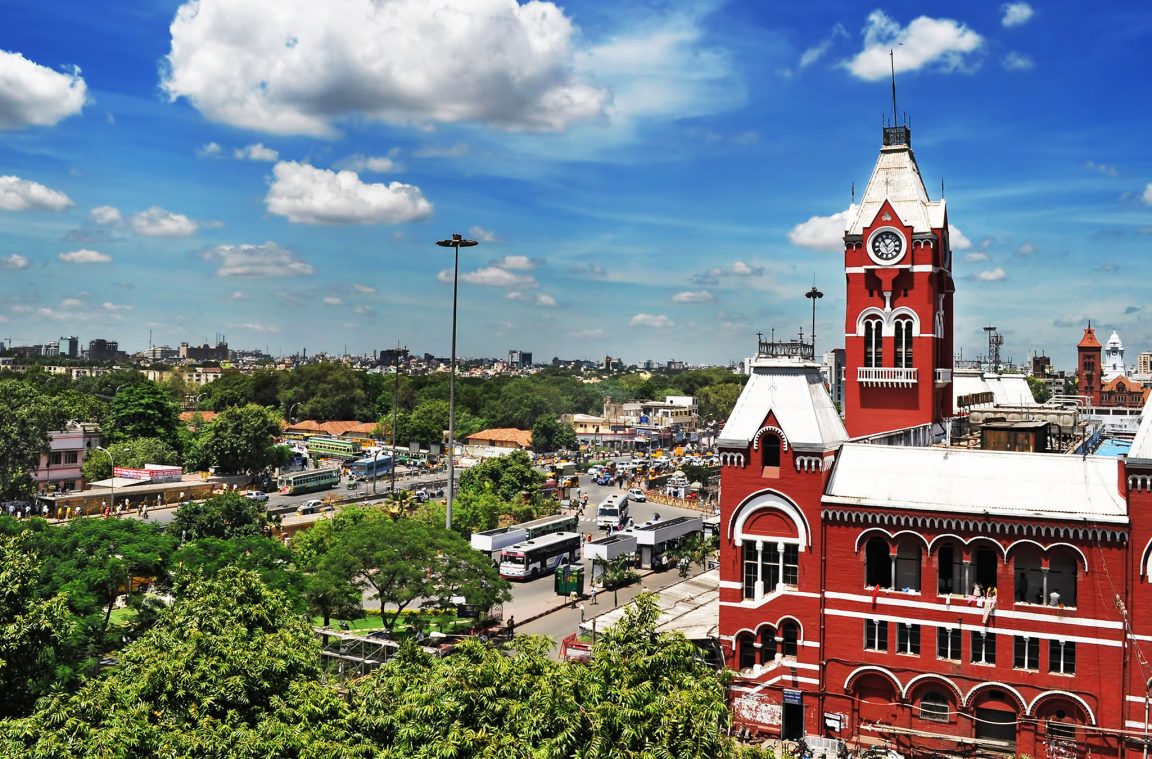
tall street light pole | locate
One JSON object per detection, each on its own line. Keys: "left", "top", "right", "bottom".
{"left": 805, "top": 284, "right": 824, "bottom": 354}
{"left": 390, "top": 345, "right": 404, "bottom": 495}
{"left": 95, "top": 445, "right": 114, "bottom": 515}
{"left": 435, "top": 233, "right": 478, "bottom": 531}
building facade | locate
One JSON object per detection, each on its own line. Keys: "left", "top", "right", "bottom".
{"left": 32, "top": 422, "right": 103, "bottom": 493}
{"left": 716, "top": 122, "right": 1148, "bottom": 756}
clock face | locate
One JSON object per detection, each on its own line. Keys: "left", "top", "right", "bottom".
{"left": 868, "top": 228, "right": 905, "bottom": 264}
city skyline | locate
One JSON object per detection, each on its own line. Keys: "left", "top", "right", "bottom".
{"left": 1, "top": 1, "right": 1150, "bottom": 368}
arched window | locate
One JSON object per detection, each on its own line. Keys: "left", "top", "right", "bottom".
{"left": 738, "top": 633, "right": 756, "bottom": 670}
{"left": 759, "top": 626, "right": 778, "bottom": 664}
{"left": 865, "top": 538, "right": 891, "bottom": 588}
{"left": 761, "top": 433, "right": 781, "bottom": 468}
{"left": 864, "top": 319, "right": 883, "bottom": 368}
{"left": 781, "top": 621, "right": 799, "bottom": 657}
{"left": 894, "top": 319, "right": 914, "bottom": 368}
{"left": 919, "top": 691, "right": 949, "bottom": 722}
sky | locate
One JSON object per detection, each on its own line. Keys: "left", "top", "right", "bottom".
{"left": 1, "top": 0, "right": 1150, "bottom": 370}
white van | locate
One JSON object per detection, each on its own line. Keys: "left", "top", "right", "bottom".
{"left": 596, "top": 493, "right": 630, "bottom": 528}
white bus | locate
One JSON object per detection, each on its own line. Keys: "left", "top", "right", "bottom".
{"left": 596, "top": 493, "right": 630, "bottom": 528}
{"left": 499, "top": 531, "right": 582, "bottom": 581}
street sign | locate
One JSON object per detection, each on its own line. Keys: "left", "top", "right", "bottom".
{"left": 783, "top": 689, "right": 803, "bottom": 705}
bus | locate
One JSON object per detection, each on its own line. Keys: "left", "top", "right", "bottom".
{"left": 517, "top": 513, "right": 579, "bottom": 540}
{"left": 306, "top": 436, "right": 362, "bottom": 460}
{"left": 277, "top": 468, "right": 341, "bottom": 495}
{"left": 596, "top": 493, "right": 630, "bottom": 528}
{"left": 499, "top": 532, "right": 583, "bottom": 581}
{"left": 347, "top": 455, "right": 393, "bottom": 480}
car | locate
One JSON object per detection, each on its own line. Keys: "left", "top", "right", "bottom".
{"left": 296, "top": 499, "right": 332, "bottom": 514}
{"left": 627, "top": 487, "right": 647, "bottom": 502}
{"left": 244, "top": 491, "right": 269, "bottom": 503}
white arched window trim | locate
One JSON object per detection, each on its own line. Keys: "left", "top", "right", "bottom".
{"left": 730, "top": 490, "right": 810, "bottom": 550}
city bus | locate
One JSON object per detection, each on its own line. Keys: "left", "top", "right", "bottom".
{"left": 347, "top": 455, "right": 393, "bottom": 481}
{"left": 306, "top": 436, "right": 362, "bottom": 460}
{"left": 499, "top": 532, "right": 582, "bottom": 581}
{"left": 277, "top": 467, "right": 340, "bottom": 495}
{"left": 517, "top": 513, "right": 579, "bottom": 540}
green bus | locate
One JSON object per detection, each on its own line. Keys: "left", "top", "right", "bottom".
{"left": 277, "top": 468, "right": 341, "bottom": 495}
{"left": 306, "top": 436, "right": 362, "bottom": 460}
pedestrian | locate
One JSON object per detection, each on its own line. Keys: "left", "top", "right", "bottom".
{"left": 590, "top": 585, "right": 599, "bottom": 605}
{"left": 578, "top": 602, "right": 586, "bottom": 623}
{"left": 506, "top": 616, "right": 515, "bottom": 636}
{"left": 569, "top": 590, "right": 578, "bottom": 608}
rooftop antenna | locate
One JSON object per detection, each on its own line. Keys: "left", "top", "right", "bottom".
{"left": 851, "top": 181, "right": 856, "bottom": 205}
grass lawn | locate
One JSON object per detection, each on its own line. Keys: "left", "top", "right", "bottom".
{"left": 311, "top": 612, "right": 477, "bottom": 637}
{"left": 109, "top": 607, "right": 138, "bottom": 627}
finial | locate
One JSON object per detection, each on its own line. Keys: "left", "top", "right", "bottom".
{"left": 890, "top": 48, "right": 898, "bottom": 126}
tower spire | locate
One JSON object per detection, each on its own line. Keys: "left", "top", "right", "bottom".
{"left": 890, "top": 48, "right": 898, "bottom": 126}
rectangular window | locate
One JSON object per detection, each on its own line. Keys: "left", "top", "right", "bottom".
{"left": 936, "top": 627, "right": 961, "bottom": 661}
{"left": 865, "top": 620, "right": 888, "bottom": 652}
{"left": 897, "top": 623, "right": 920, "bottom": 656}
{"left": 970, "top": 631, "right": 996, "bottom": 665}
{"left": 1047, "top": 721, "right": 1076, "bottom": 740}
{"left": 782, "top": 543, "right": 799, "bottom": 586}
{"left": 1014, "top": 636, "right": 1039, "bottom": 670}
{"left": 64, "top": 450, "right": 79, "bottom": 464}
{"left": 742, "top": 543, "right": 757, "bottom": 599}
{"left": 1049, "top": 640, "right": 1076, "bottom": 675}
{"left": 49, "top": 451, "right": 63, "bottom": 466}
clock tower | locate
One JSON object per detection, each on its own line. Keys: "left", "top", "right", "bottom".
{"left": 842, "top": 124, "right": 955, "bottom": 438}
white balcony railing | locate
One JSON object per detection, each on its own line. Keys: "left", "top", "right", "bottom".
{"left": 935, "top": 368, "right": 952, "bottom": 386}
{"left": 857, "top": 367, "right": 918, "bottom": 386}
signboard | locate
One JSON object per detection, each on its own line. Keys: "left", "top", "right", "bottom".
{"left": 429, "top": 444, "right": 441, "bottom": 455}
{"left": 639, "top": 415, "right": 650, "bottom": 425}
{"left": 824, "top": 713, "right": 843, "bottom": 732}
{"left": 113, "top": 466, "right": 182, "bottom": 483}
{"left": 409, "top": 442, "right": 420, "bottom": 453}
{"left": 783, "top": 689, "right": 803, "bottom": 705}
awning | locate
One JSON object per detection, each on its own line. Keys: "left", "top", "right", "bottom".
{"left": 863, "top": 722, "right": 1014, "bottom": 750}
{"left": 87, "top": 477, "right": 151, "bottom": 489}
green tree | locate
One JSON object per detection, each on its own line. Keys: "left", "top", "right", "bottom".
{"left": 319, "top": 518, "right": 510, "bottom": 631}
{"left": 531, "top": 415, "right": 577, "bottom": 453}
{"left": 106, "top": 381, "right": 181, "bottom": 450}
{"left": 171, "top": 535, "right": 304, "bottom": 608}
{"left": 168, "top": 491, "right": 273, "bottom": 542}
{"left": 198, "top": 403, "right": 284, "bottom": 475}
{"left": 405, "top": 398, "right": 486, "bottom": 447}
{"left": 1027, "top": 375, "right": 1052, "bottom": 404}
{"left": 486, "top": 380, "right": 565, "bottom": 429}
{"left": 201, "top": 369, "right": 254, "bottom": 411}
{"left": 698, "top": 382, "right": 744, "bottom": 424}
{"left": 0, "top": 380, "right": 63, "bottom": 500}
{"left": 279, "top": 362, "right": 369, "bottom": 421}
{"left": 80, "top": 437, "right": 178, "bottom": 482}
{"left": 458, "top": 449, "right": 545, "bottom": 503}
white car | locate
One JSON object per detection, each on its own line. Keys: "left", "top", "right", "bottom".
{"left": 296, "top": 499, "right": 332, "bottom": 514}
{"left": 244, "top": 491, "right": 269, "bottom": 503}
{"left": 627, "top": 487, "right": 647, "bottom": 502}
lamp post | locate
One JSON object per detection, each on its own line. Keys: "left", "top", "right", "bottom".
{"left": 372, "top": 448, "right": 384, "bottom": 495}
{"left": 95, "top": 445, "right": 115, "bottom": 515}
{"left": 390, "top": 346, "right": 404, "bottom": 495}
{"left": 805, "top": 284, "right": 824, "bottom": 354}
{"left": 288, "top": 402, "right": 301, "bottom": 425}
{"left": 435, "top": 233, "right": 479, "bottom": 531}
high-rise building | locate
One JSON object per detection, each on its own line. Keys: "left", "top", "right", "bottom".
{"left": 87, "top": 339, "right": 119, "bottom": 362}
{"left": 58, "top": 335, "right": 79, "bottom": 358}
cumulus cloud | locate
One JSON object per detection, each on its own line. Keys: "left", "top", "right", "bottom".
{"left": 196, "top": 141, "right": 222, "bottom": 157}
{"left": 233, "top": 143, "right": 279, "bottom": 161}
{"left": 234, "top": 322, "right": 280, "bottom": 333}
{"left": 1001, "top": 2, "right": 1034, "bottom": 26}
{"left": 788, "top": 206, "right": 855, "bottom": 251}
{"left": 2, "top": 254, "right": 28, "bottom": 269}
{"left": 691, "top": 260, "right": 766, "bottom": 286}
{"left": 845, "top": 11, "right": 983, "bottom": 80}
{"left": 964, "top": 252, "right": 990, "bottom": 262}
{"left": 0, "top": 175, "right": 74, "bottom": 212}
{"left": 672, "top": 290, "right": 714, "bottom": 304}
{"left": 629, "top": 313, "right": 674, "bottom": 328}
{"left": 470, "top": 226, "right": 496, "bottom": 242}
{"left": 568, "top": 328, "right": 604, "bottom": 339}
{"left": 265, "top": 162, "right": 432, "bottom": 224}
{"left": 101, "top": 302, "right": 133, "bottom": 313}
{"left": 948, "top": 224, "right": 972, "bottom": 250}
{"left": 439, "top": 266, "right": 536, "bottom": 288}
{"left": 322, "top": 296, "right": 343, "bottom": 306}
{"left": 162, "top": 0, "right": 609, "bottom": 137}
{"left": 492, "top": 255, "right": 534, "bottom": 271}
{"left": 1001, "top": 52, "right": 1034, "bottom": 71}
{"left": 1142, "top": 183, "right": 1152, "bottom": 206}
{"left": 59, "top": 249, "right": 111, "bottom": 264}
{"left": 200, "top": 241, "right": 314, "bottom": 277}
{"left": 976, "top": 267, "right": 1006, "bottom": 281}
{"left": 339, "top": 153, "right": 401, "bottom": 173}
{"left": 351, "top": 283, "right": 376, "bottom": 294}
{"left": 1085, "top": 161, "right": 1118, "bottom": 177}
{"left": 506, "top": 291, "right": 556, "bottom": 307}
{"left": 0, "top": 50, "right": 87, "bottom": 129}
{"left": 129, "top": 206, "right": 198, "bottom": 237}
{"left": 90, "top": 205, "right": 123, "bottom": 225}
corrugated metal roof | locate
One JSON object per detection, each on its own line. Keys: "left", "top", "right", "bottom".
{"left": 1127, "top": 398, "right": 1152, "bottom": 461}
{"left": 718, "top": 358, "right": 847, "bottom": 450}
{"left": 846, "top": 145, "right": 946, "bottom": 236}
{"left": 580, "top": 569, "right": 719, "bottom": 640}
{"left": 952, "top": 370, "right": 1037, "bottom": 407}
{"left": 825, "top": 443, "right": 1126, "bottom": 522}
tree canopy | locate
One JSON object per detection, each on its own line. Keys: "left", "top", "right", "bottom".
{"left": 106, "top": 381, "right": 181, "bottom": 450}
{"left": 168, "top": 491, "right": 273, "bottom": 542}
{"left": 80, "top": 437, "right": 178, "bottom": 482}
{"left": 0, "top": 380, "right": 63, "bottom": 500}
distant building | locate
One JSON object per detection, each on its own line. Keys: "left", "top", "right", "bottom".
{"left": 59, "top": 335, "right": 79, "bottom": 358}
{"left": 1139, "top": 352, "right": 1152, "bottom": 376}
{"left": 179, "top": 341, "right": 230, "bottom": 362}
{"left": 87, "top": 339, "right": 119, "bottom": 362}
{"left": 1076, "top": 324, "right": 1103, "bottom": 405}
{"left": 144, "top": 345, "right": 179, "bottom": 362}
{"left": 508, "top": 349, "right": 533, "bottom": 369}
{"left": 1103, "top": 330, "right": 1126, "bottom": 381}
{"left": 32, "top": 421, "right": 103, "bottom": 493}
{"left": 821, "top": 348, "right": 846, "bottom": 411}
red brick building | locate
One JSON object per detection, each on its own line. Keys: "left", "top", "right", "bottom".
{"left": 716, "top": 123, "right": 1152, "bottom": 756}
{"left": 1078, "top": 325, "right": 1103, "bottom": 406}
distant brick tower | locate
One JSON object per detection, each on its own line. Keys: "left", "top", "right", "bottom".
{"left": 1077, "top": 323, "right": 1102, "bottom": 405}
{"left": 842, "top": 123, "right": 955, "bottom": 438}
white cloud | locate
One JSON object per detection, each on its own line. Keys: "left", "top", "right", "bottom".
{"left": 570, "top": 262, "right": 606, "bottom": 278}
{"left": 568, "top": 328, "right": 604, "bottom": 339}
{"left": 493, "top": 255, "right": 534, "bottom": 271}
{"left": 976, "top": 267, "right": 1006, "bottom": 281}
{"left": 470, "top": 226, "right": 497, "bottom": 242}
{"left": 351, "top": 284, "right": 376, "bottom": 294}
{"left": 1085, "top": 161, "right": 1118, "bottom": 177}
{"left": 59, "top": 249, "right": 111, "bottom": 264}
{"left": 1017, "top": 242, "right": 1037, "bottom": 256}
{"left": 413, "top": 143, "right": 470, "bottom": 159}
{"left": 629, "top": 313, "right": 674, "bottom": 328}
{"left": 101, "top": 302, "right": 132, "bottom": 313}
{"left": 234, "top": 322, "right": 281, "bottom": 333}
{"left": 60, "top": 298, "right": 84, "bottom": 309}
{"left": 1001, "top": 3, "right": 1034, "bottom": 27}
{"left": 1142, "top": 183, "right": 1152, "bottom": 206}
{"left": 129, "top": 206, "right": 198, "bottom": 237}
{"left": 730, "top": 261, "right": 762, "bottom": 277}
{"left": 2, "top": 254, "right": 28, "bottom": 270}
{"left": 162, "top": 0, "right": 609, "bottom": 137}
{"left": 230, "top": 291, "right": 245, "bottom": 300}
{"left": 799, "top": 24, "right": 848, "bottom": 69}
{"left": 322, "top": 296, "right": 343, "bottom": 306}
{"left": 691, "top": 260, "right": 767, "bottom": 286}
{"left": 788, "top": 206, "right": 854, "bottom": 251}
{"left": 352, "top": 305, "right": 375, "bottom": 315}
{"left": 196, "top": 141, "right": 222, "bottom": 157}
{"left": 672, "top": 290, "right": 714, "bottom": 304}
{"left": 439, "top": 266, "right": 536, "bottom": 288}
{"left": 948, "top": 224, "right": 972, "bottom": 250}
{"left": 506, "top": 291, "right": 556, "bottom": 307}
{"left": 201, "top": 241, "right": 315, "bottom": 277}
{"left": 265, "top": 162, "right": 432, "bottom": 224}
{"left": 845, "top": 11, "right": 983, "bottom": 81}
{"left": 1002, "top": 52, "right": 1034, "bottom": 71}
{"left": 0, "top": 175, "right": 74, "bottom": 212}
{"left": 339, "top": 153, "right": 401, "bottom": 173}
{"left": 964, "top": 252, "right": 990, "bottom": 262}
{"left": 90, "top": 205, "right": 123, "bottom": 225}
{"left": 0, "top": 50, "right": 86, "bottom": 129}
{"left": 233, "top": 143, "right": 279, "bottom": 161}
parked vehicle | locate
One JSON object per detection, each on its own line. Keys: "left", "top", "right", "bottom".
{"left": 296, "top": 499, "right": 332, "bottom": 514}
{"left": 244, "top": 491, "right": 269, "bottom": 503}
{"left": 627, "top": 487, "right": 647, "bottom": 502}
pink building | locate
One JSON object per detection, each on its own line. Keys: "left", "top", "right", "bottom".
{"left": 33, "top": 422, "right": 103, "bottom": 493}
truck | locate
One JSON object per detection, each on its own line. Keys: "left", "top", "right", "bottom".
{"left": 596, "top": 493, "right": 630, "bottom": 529}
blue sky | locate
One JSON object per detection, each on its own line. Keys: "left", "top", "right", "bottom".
{"left": 1, "top": 0, "right": 1150, "bottom": 370}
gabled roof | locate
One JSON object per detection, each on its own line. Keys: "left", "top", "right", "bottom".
{"left": 1078, "top": 325, "right": 1101, "bottom": 349}
{"left": 846, "top": 143, "right": 945, "bottom": 236}
{"left": 465, "top": 428, "right": 533, "bottom": 448}
{"left": 286, "top": 420, "right": 379, "bottom": 436}
{"left": 825, "top": 443, "right": 1126, "bottom": 523}
{"left": 718, "top": 358, "right": 847, "bottom": 451}
{"left": 952, "top": 369, "right": 1038, "bottom": 407}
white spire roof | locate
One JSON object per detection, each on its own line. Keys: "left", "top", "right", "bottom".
{"left": 846, "top": 143, "right": 946, "bottom": 235}
{"left": 718, "top": 357, "right": 847, "bottom": 451}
